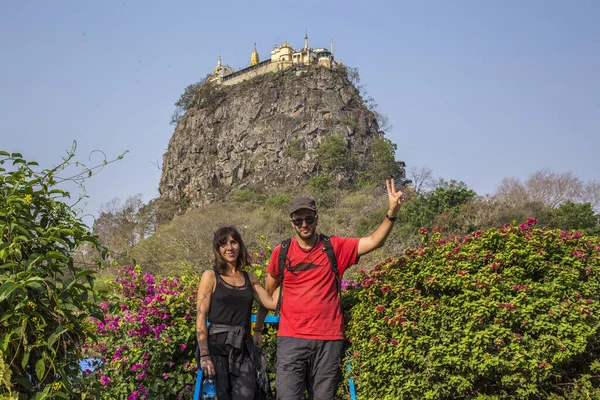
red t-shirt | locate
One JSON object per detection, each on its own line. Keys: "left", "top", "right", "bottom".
{"left": 267, "top": 235, "right": 360, "bottom": 340}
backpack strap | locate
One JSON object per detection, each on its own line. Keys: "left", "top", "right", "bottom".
{"left": 276, "top": 238, "right": 292, "bottom": 315}
{"left": 320, "top": 234, "right": 343, "bottom": 317}
{"left": 320, "top": 234, "right": 339, "bottom": 284}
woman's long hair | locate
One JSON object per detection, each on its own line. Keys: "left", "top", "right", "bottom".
{"left": 212, "top": 226, "right": 250, "bottom": 275}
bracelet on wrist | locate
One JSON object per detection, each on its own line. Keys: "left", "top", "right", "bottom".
{"left": 385, "top": 213, "right": 397, "bottom": 222}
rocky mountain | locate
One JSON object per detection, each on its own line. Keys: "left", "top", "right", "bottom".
{"left": 159, "top": 65, "right": 391, "bottom": 208}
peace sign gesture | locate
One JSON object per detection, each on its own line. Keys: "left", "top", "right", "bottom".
{"left": 386, "top": 178, "right": 403, "bottom": 215}
{"left": 357, "top": 178, "right": 405, "bottom": 256}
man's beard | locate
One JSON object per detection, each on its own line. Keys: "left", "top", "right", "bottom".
{"left": 297, "top": 228, "right": 316, "bottom": 240}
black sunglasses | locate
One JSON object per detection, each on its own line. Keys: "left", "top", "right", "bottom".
{"left": 291, "top": 215, "right": 316, "bottom": 227}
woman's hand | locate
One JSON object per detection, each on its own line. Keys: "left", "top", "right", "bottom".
{"left": 253, "top": 331, "right": 262, "bottom": 347}
{"left": 200, "top": 356, "right": 216, "bottom": 377}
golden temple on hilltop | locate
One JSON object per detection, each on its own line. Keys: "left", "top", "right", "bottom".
{"left": 209, "top": 33, "right": 338, "bottom": 86}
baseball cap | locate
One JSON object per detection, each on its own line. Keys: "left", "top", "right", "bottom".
{"left": 289, "top": 196, "right": 317, "bottom": 215}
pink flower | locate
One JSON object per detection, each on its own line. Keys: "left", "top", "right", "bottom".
{"left": 144, "top": 273, "right": 155, "bottom": 285}
{"left": 139, "top": 385, "right": 148, "bottom": 396}
{"left": 128, "top": 391, "right": 139, "bottom": 400}
{"left": 131, "top": 363, "right": 145, "bottom": 371}
{"left": 391, "top": 339, "right": 398, "bottom": 345}
{"left": 180, "top": 344, "right": 187, "bottom": 351}
{"left": 341, "top": 280, "right": 350, "bottom": 291}
{"left": 372, "top": 337, "right": 378, "bottom": 343}
{"left": 100, "top": 375, "right": 111, "bottom": 388}
{"left": 162, "top": 373, "right": 169, "bottom": 380}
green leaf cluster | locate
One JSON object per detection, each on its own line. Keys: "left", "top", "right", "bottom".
{"left": 400, "top": 180, "right": 476, "bottom": 232}
{"left": 344, "top": 222, "right": 600, "bottom": 399}
{"left": 0, "top": 149, "right": 105, "bottom": 399}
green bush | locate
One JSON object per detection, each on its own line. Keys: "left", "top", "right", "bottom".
{"left": 549, "top": 202, "right": 600, "bottom": 236}
{"left": 0, "top": 149, "right": 106, "bottom": 399}
{"left": 264, "top": 194, "right": 293, "bottom": 212}
{"left": 233, "top": 189, "right": 266, "bottom": 205}
{"left": 308, "top": 174, "right": 333, "bottom": 194}
{"left": 84, "top": 266, "right": 199, "bottom": 399}
{"left": 86, "top": 244, "right": 276, "bottom": 399}
{"left": 358, "top": 137, "right": 398, "bottom": 186}
{"left": 344, "top": 220, "right": 600, "bottom": 399}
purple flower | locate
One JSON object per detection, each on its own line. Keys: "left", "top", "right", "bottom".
{"left": 162, "top": 373, "right": 169, "bottom": 380}
{"left": 127, "top": 390, "right": 139, "bottom": 400}
{"left": 341, "top": 280, "right": 350, "bottom": 291}
{"left": 180, "top": 344, "right": 187, "bottom": 351}
{"left": 138, "top": 385, "right": 149, "bottom": 396}
{"left": 144, "top": 273, "right": 155, "bottom": 285}
{"left": 100, "top": 375, "right": 111, "bottom": 388}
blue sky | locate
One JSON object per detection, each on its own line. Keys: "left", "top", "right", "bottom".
{"left": 1, "top": 0, "right": 599, "bottom": 218}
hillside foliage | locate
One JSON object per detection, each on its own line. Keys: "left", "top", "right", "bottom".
{"left": 343, "top": 221, "right": 600, "bottom": 399}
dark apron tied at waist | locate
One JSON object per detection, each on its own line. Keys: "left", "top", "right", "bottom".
{"left": 206, "top": 323, "right": 271, "bottom": 399}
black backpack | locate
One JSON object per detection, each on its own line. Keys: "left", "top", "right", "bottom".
{"left": 276, "top": 234, "right": 341, "bottom": 315}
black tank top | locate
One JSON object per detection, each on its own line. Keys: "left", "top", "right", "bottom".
{"left": 208, "top": 270, "right": 254, "bottom": 355}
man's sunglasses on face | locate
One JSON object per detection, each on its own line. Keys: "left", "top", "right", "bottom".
{"left": 291, "top": 215, "right": 316, "bottom": 227}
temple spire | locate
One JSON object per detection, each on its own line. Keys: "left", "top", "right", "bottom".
{"left": 250, "top": 42, "right": 260, "bottom": 66}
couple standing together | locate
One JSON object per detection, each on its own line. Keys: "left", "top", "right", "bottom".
{"left": 196, "top": 179, "right": 403, "bottom": 399}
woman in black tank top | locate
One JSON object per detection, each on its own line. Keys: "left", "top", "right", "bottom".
{"left": 195, "top": 227, "right": 279, "bottom": 400}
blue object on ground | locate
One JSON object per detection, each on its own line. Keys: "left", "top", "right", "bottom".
{"left": 194, "top": 369, "right": 202, "bottom": 400}
{"left": 347, "top": 353, "right": 357, "bottom": 400}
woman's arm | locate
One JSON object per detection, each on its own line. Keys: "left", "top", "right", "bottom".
{"left": 196, "top": 270, "right": 216, "bottom": 377}
{"left": 249, "top": 272, "right": 281, "bottom": 311}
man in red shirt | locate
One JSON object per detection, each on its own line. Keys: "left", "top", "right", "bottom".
{"left": 254, "top": 179, "right": 403, "bottom": 399}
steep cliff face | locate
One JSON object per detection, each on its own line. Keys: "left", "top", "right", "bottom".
{"left": 159, "top": 65, "right": 384, "bottom": 207}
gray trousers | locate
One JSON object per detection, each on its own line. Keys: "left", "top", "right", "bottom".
{"left": 276, "top": 336, "right": 344, "bottom": 400}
